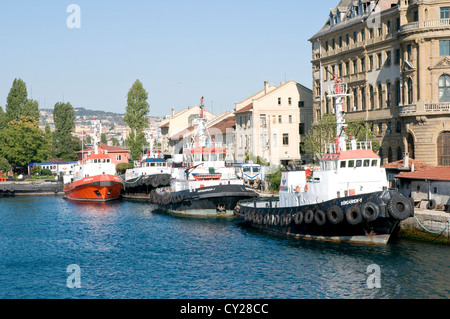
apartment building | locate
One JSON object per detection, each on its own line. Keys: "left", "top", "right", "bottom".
{"left": 160, "top": 105, "right": 216, "bottom": 158}
{"left": 309, "top": 0, "right": 450, "bottom": 166}
{"left": 234, "top": 80, "right": 313, "bottom": 166}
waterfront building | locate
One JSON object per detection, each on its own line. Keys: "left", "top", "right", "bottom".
{"left": 309, "top": 0, "right": 450, "bottom": 166}
{"left": 234, "top": 80, "right": 313, "bottom": 166}
{"left": 160, "top": 105, "right": 216, "bottom": 158}
{"left": 78, "top": 144, "right": 130, "bottom": 166}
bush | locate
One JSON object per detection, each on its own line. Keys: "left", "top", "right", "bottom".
{"left": 116, "top": 162, "right": 134, "bottom": 174}
{"left": 41, "top": 168, "right": 53, "bottom": 176}
{"left": 32, "top": 165, "right": 42, "bottom": 175}
{"left": 0, "top": 157, "right": 12, "bottom": 172}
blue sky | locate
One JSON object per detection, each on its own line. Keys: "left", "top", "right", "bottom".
{"left": 0, "top": 0, "right": 337, "bottom": 117}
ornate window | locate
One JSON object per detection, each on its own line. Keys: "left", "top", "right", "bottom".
{"left": 437, "top": 131, "right": 450, "bottom": 166}
{"left": 438, "top": 74, "right": 450, "bottom": 102}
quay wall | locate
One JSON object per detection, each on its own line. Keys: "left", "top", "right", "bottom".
{"left": 400, "top": 209, "right": 450, "bottom": 244}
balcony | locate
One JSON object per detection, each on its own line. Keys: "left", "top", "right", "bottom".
{"left": 400, "top": 19, "right": 450, "bottom": 33}
{"left": 398, "top": 103, "right": 450, "bottom": 116}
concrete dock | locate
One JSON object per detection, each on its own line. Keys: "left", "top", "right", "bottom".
{"left": 400, "top": 209, "right": 450, "bottom": 244}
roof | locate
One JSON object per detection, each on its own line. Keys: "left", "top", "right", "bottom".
{"left": 88, "top": 153, "right": 111, "bottom": 160}
{"left": 78, "top": 144, "right": 130, "bottom": 154}
{"left": 235, "top": 103, "right": 253, "bottom": 114}
{"left": 395, "top": 167, "right": 450, "bottom": 181}
{"left": 321, "top": 149, "right": 379, "bottom": 161}
{"left": 169, "top": 126, "right": 194, "bottom": 140}
{"left": 208, "top": 114, "right": 235, "bottom": 133}
{"left": 382, "top": 158, "right": 431, "bottom": 171}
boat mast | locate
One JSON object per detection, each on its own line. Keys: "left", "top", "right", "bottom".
{"left": 327, "top": 75, "right": 351, "bottom": 152}
{"left": 92, "top": 116, "right": 101, "bottom": 155}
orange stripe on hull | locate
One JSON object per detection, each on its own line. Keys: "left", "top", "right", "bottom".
{"left": 64, "top": 174, "right": 124, "bottom": 202}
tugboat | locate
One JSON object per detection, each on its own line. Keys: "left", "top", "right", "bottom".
{"left": 234, "top": 78, "right": 414, "bottom": 245}
{"left": 121, "top": 144, "right": 172, "bottom": 198}
{"left": 154, "top": 98, "right": 256, "bottom": 216}
{"left": 63, "top": 117, "right": 124, "bottom": 202}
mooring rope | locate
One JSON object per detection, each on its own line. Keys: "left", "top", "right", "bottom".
{"left": 414, "top": 215, "right": 450, "bottom": 235}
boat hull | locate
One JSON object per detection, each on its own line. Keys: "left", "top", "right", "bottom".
{"left": 234, "top": 190, "right": 414, "bottom": 245}
{"left": 63, "top": 174, "right": 124, "bottom": 202}
{"left": 154, "top": 184, "right": 257, "bottom": 217}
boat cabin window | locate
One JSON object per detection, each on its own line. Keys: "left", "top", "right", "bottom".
{"left": 364, "top": 159, "right": 370, "bottom": 167}
{"left": 348, "top": 160, "right": 355, "bottom": 168}
{"left": 356, "top": 160, "right": 362, "bottom": 167}
{"left": 371, "top": 159, "right": 378, "bottom": 167}
{"left": 340, "top": 161, "right": 346, "bottom": 168}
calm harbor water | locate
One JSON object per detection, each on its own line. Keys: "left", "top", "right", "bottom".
{"left": 0, "top": 196, "right": 448, "bottom": 299}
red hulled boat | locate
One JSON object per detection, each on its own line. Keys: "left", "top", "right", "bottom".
{"left": 63, "top": 118, "right": 124, "bottom": 202}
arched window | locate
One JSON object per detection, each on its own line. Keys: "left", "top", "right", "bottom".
{"left": 386, "top": 82, "right": 392, "bottom": 107}
{"left": 396, "top": 121, "right": 402, "bottom": 133}
{"left": 407, "top": 133, "right": 415, "bottom": 159}
{"left": 378, "top": 83, "right": 383, "bottom": 108}
{"left": 369, "top": 85, "right": 374, "bottom": 109}
{"left": 395, "top": 80, "right": 401, "bottom": 105}
{"left": 388, "top": 147, "right": 393, "bottom": 163}
{"left": 437, "top": 131, "right": 450, "bottom": 166}
{"left": 407, "top": 78, "right": 413, "bottom": 104}
{"left": 439, "top": 74, "right": 450, "bottom": 102}
{"left": 397, "top": 146, "right": 402, "bottom": 161}
{"left": 379, "top": 148, "right": 384, "bottom": 164}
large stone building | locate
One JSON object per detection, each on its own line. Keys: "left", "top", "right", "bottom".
{"left": 309, "top": 0, "right": 450, "bottom": 166}
{"left": 234, "top": 80, "right": 313, "bottom": 166}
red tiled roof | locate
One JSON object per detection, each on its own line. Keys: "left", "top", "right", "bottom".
{"left": 382, "top": 158, "right": 431, "bottom": 170}
{"left": 170, "top": 126, "right": 194, "bottom": 140}
{"left": 208, "top": 116, "right": 235, "bottom": 133}
{"left": 78, "top": 144, "right": 129, "bottom": 154}
{"left": 234, "top": 103, "right": 253, "bottom": 114}
{"left": 395, "top": 166, "right": 450, "bottom": 181}
{"left": 321, "top": 149, "right": 379, "bottom": 161}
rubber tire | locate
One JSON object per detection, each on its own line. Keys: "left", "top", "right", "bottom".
{"left": 294, "top": 211, "right": 304, "bottom": 225}
{"left": 327, "top": 205, "right": 344, "bottom": 224}
{"left": 361, "top": 202, "right": 380, "bottom": 222}
{"left": 426, "top": 199, "right": 436, "bottom": 210}
{"left": 314, "top": 210, "right": 327, "bottom": 226}
{"left": 345, "top": 206, "right": 363, "bottom": 225}
{"left": 304, "top": 210, "right": 314, "bottom": 224}
{"left": 387, "top": 195, "right": 413, "bottom": 221}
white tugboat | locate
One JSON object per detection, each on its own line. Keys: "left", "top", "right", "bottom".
{"left": 234, "top": 78, "right": 414, "bottom": 245}
{"left": 154, "top": 98, "right": 256, "bottom": 216}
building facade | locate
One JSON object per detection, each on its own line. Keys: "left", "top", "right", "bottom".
{"left": 234, "top": 80, "right": 313, "bottom": 166}
{"left": 160, "top": 105, "right": 215, "bottom": 158}
{"left": 310, "top": 0, "right": 450, "bottom": 166}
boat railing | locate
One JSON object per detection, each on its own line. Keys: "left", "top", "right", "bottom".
{"left": 323, "top": 140, "right": 372, "bottom": 154}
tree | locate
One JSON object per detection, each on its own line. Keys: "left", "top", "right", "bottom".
{"left": 52, "top": 102, "right": 80, "bottom": 160}
{"left": 0, "top": 106, "right": 6, "bottom": 130}
{"left": 124, "top": 79, "right": 150, "bottom": 160}
{"left": 101, "top": 133, "right": 107, "bottom": 144}
{"left": 0, "top": 116, "right": 50, "bottom": 168}
{"left": 0, "top": 157, "right": 12, "bottom": 172}
{"left": 301, "top": 114, "right": 336, "bottom": 163}
{"left": 5, "top": 78, "right": 40, "bottom": 123}
{"left": 302, "top": 114, "right": 381, "bottom": 163}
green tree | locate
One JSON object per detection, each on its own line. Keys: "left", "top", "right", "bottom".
{"left": 346, "top": 118, "right": 381, "bottom": 153}
{"left": 0, "top": 106, "right": 6, "bottom": 130}
{"left": 124, "top": 79, "right": 150, "bottom": 160}
{"left": 0, "top": 116, "right": 50, "bottom": 167}
{"left": 302, "top": 114, "right": 336, "bottom": 163}
{"left": 101, "top": 133, "right": 107, "bottom": 144}
{"left": 52, "top": 102, "right": 80, "bottom": 160}
{"left": 5, "top": 78, "right": 40, "bottom": 123}
{"left": 0, "top": 157, "right": 12, "bottom": 172}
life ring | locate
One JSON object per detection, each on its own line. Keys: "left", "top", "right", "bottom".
{"left": 304, "top": 210, "right": 314, "bottom": 224}
{"left": 227, "top": 162, "right": 231, "bottom": 167}
{"left": 294, "top": 211, "right": 304, "bottom": 225}
{"left": 327, "top": 205, "right": 344, "bottom": 224}
{"left": 304, "top": 184, "right": 309, "bottom": 192}
{"left": 361, "top": 202, "right": 380, "bottom": 222}
{"left": 314, "top": 210, "right": 327, "bottom": 226}
{"left": 387, "top": 195, "right": 413, "bottom": 221}
{"left": 295, "top": 185, "right": 301, "bottom": 193}
{"left": 345, "top": 206, "right": 363, "bottom": 225}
